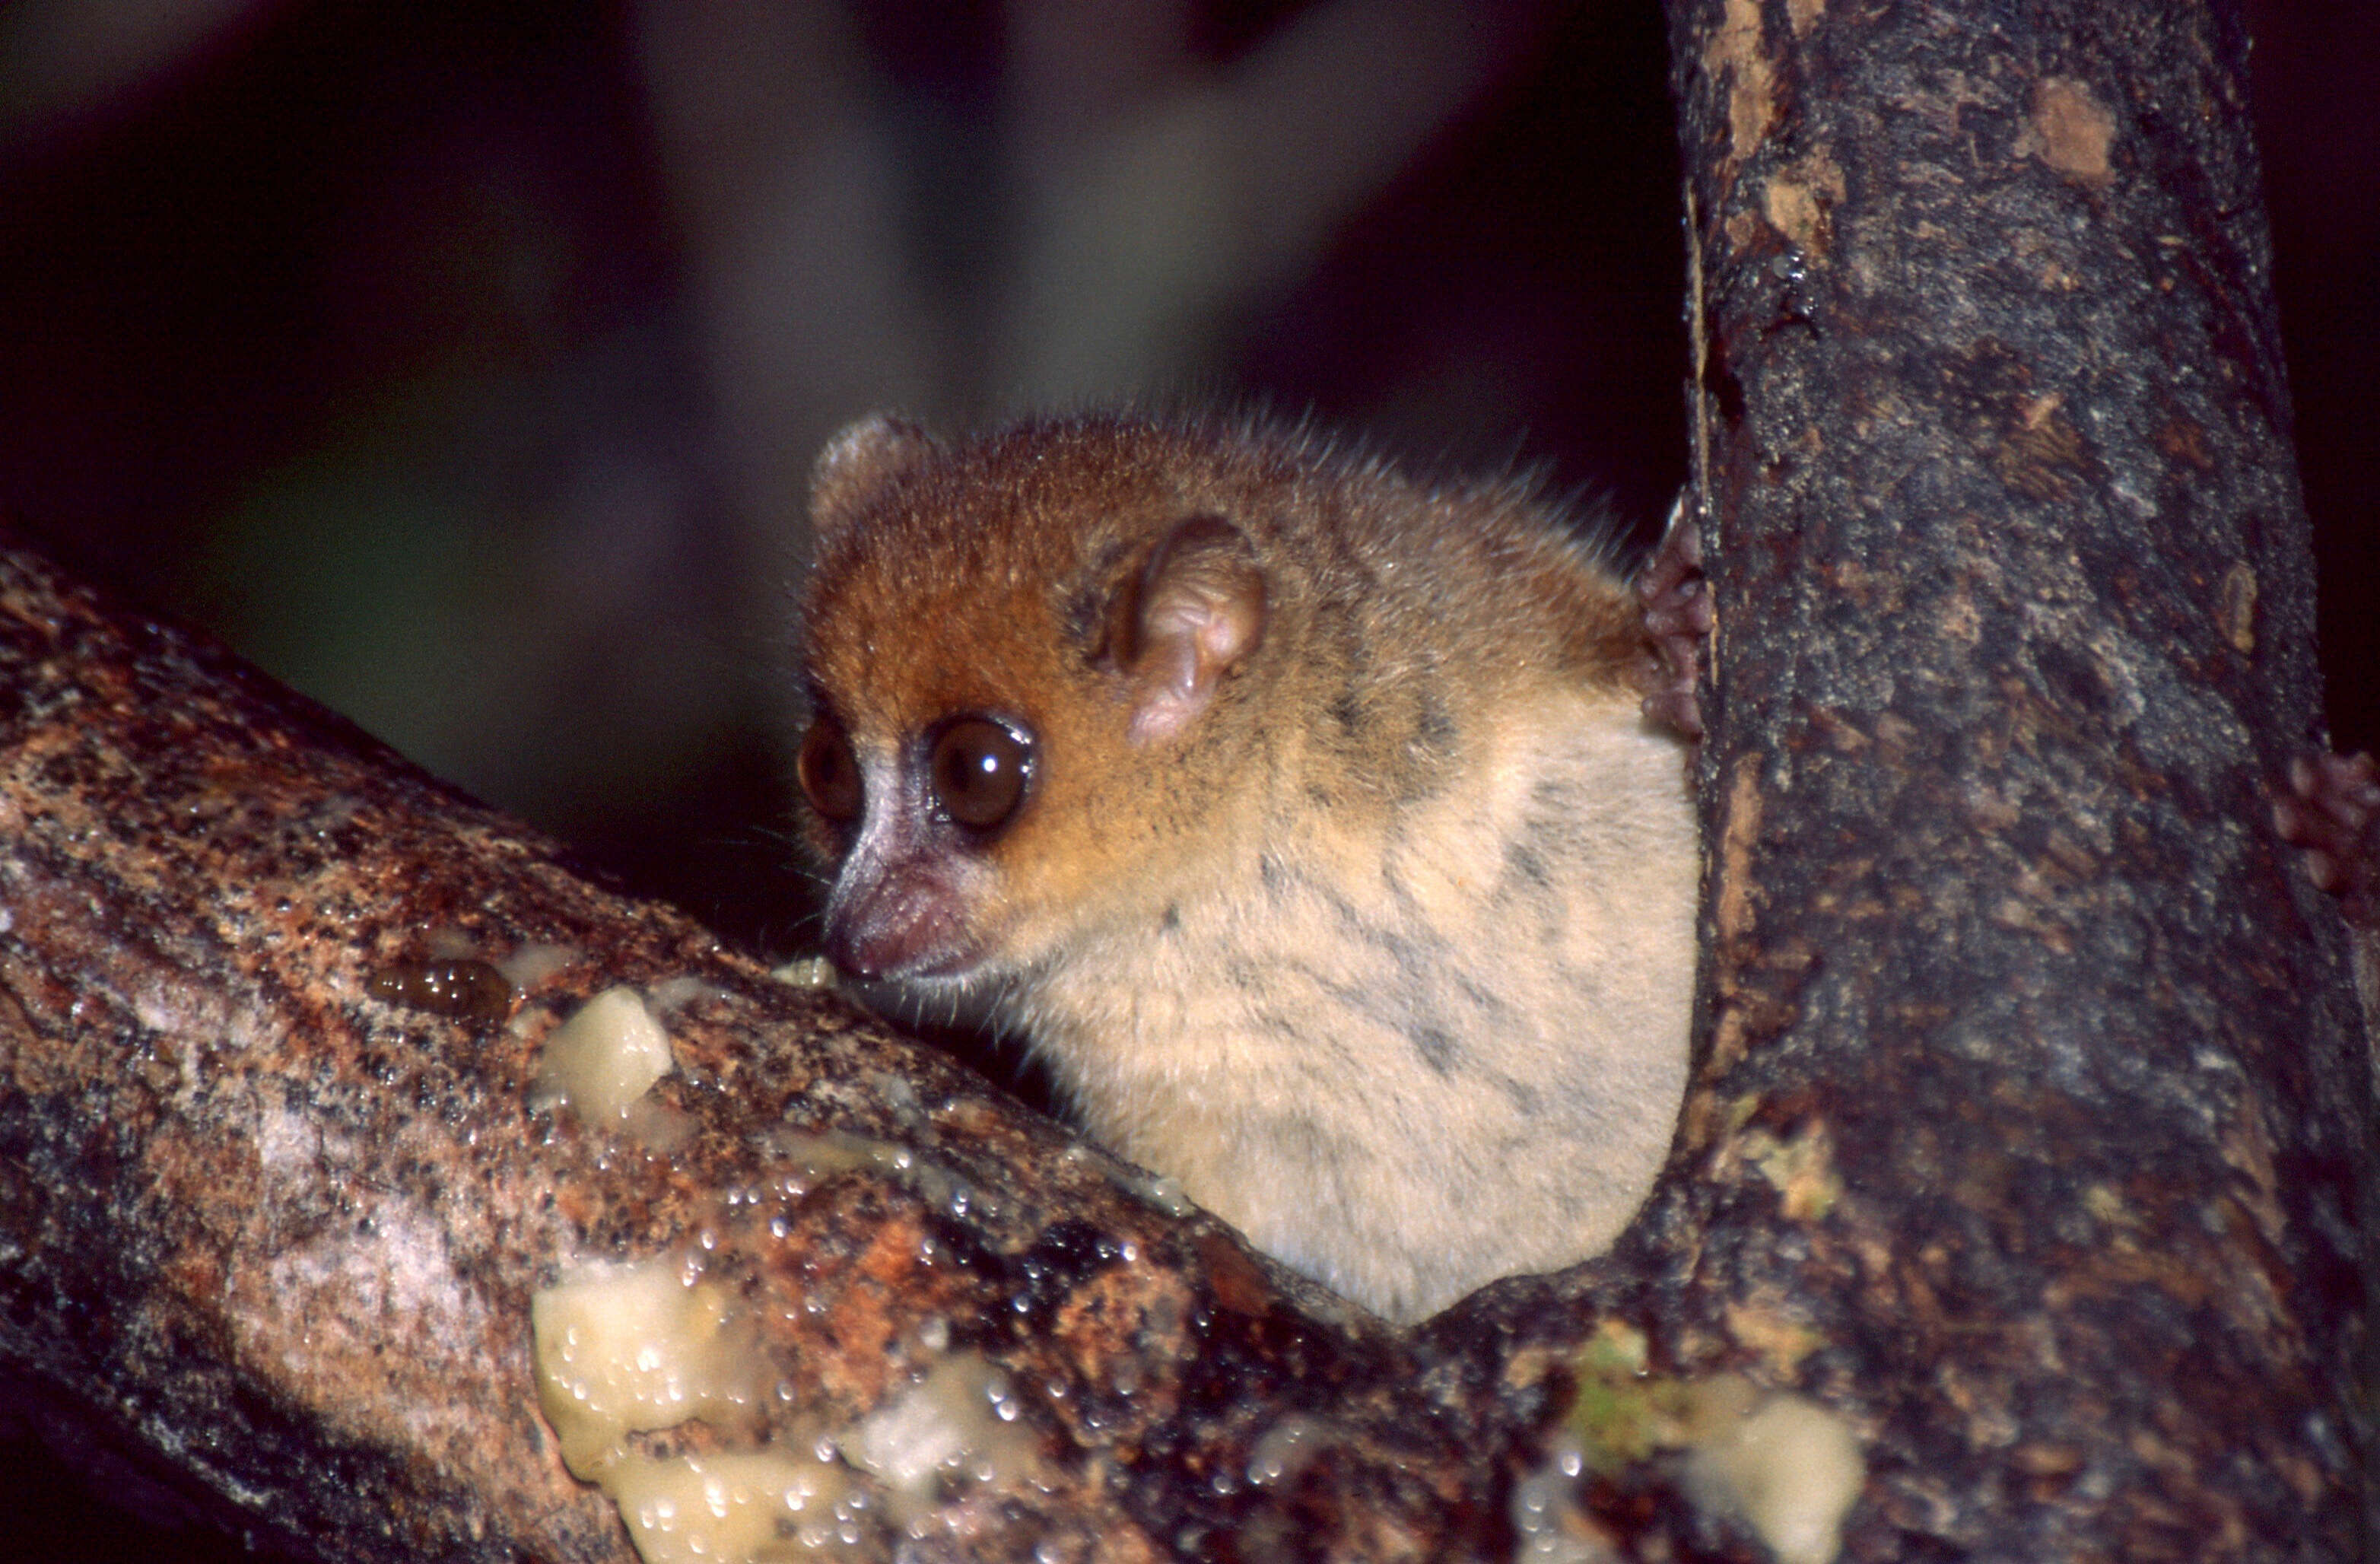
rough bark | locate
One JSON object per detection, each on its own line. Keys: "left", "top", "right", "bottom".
{"left": 1644, "top": 0, "right": 2371, "bottom": 1556}
{"left": 0, "top": 536, "right": 1584, "bottom": 1561}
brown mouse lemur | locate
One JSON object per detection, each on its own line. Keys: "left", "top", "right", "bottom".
{"left": 793, "top": 412, "right": 1699, "bottom": 1324}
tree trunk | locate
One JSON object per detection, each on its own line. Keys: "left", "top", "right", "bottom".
{"left": 1651, "top": 0, "right": 2372, "bottom": 1554}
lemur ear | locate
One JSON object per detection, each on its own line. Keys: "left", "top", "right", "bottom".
{"left": 810, "top": 414, "right": 934, "bottom": 539}
{"left": 1123, "top": 516, "right": 1267, "bottom": 745}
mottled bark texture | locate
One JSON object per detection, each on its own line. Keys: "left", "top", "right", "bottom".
{"left": 1648, "top": 0, "right": 2371, "bottom": 1556}
{"left": 0, "top": 536, "right": 1590, "bottom": 1562}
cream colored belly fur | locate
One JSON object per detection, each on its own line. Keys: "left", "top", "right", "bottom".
{"left": 1014, "top": 693, "right": 1698, "bottom": 1324}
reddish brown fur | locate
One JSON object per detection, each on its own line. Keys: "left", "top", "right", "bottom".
{"left": 795, "top": 412, "right": 1698, "bottom": 1322}
{"left": 800, "top": 415, "right": 1648, "bottom": 967}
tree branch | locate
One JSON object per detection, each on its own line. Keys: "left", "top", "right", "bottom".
{"left": 0, "top": 536, "right": 1561, "bottom": 1561}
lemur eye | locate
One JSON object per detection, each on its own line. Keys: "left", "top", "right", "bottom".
{"left": 797, "top": 714, "right": 863, "bottom": 822}
{"left": 929, "top": 716, "right": 1033, "bottom": 831}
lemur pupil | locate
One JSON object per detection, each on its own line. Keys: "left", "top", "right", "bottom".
{"left": 932, "top": 716, "right": 1029, "bottom": 830}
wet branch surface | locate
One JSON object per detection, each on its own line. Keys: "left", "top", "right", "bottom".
{"left": 0, "top": 536, "right": 1611, "bottom": 1561}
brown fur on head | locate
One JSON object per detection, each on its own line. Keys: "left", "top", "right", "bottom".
{"left": 794, "top": 411, "right": 1646, "bottom": 989}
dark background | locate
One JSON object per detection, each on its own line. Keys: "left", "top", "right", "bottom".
{"left": 0, "top": 1, "right": 2369, "bottom": 1557}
